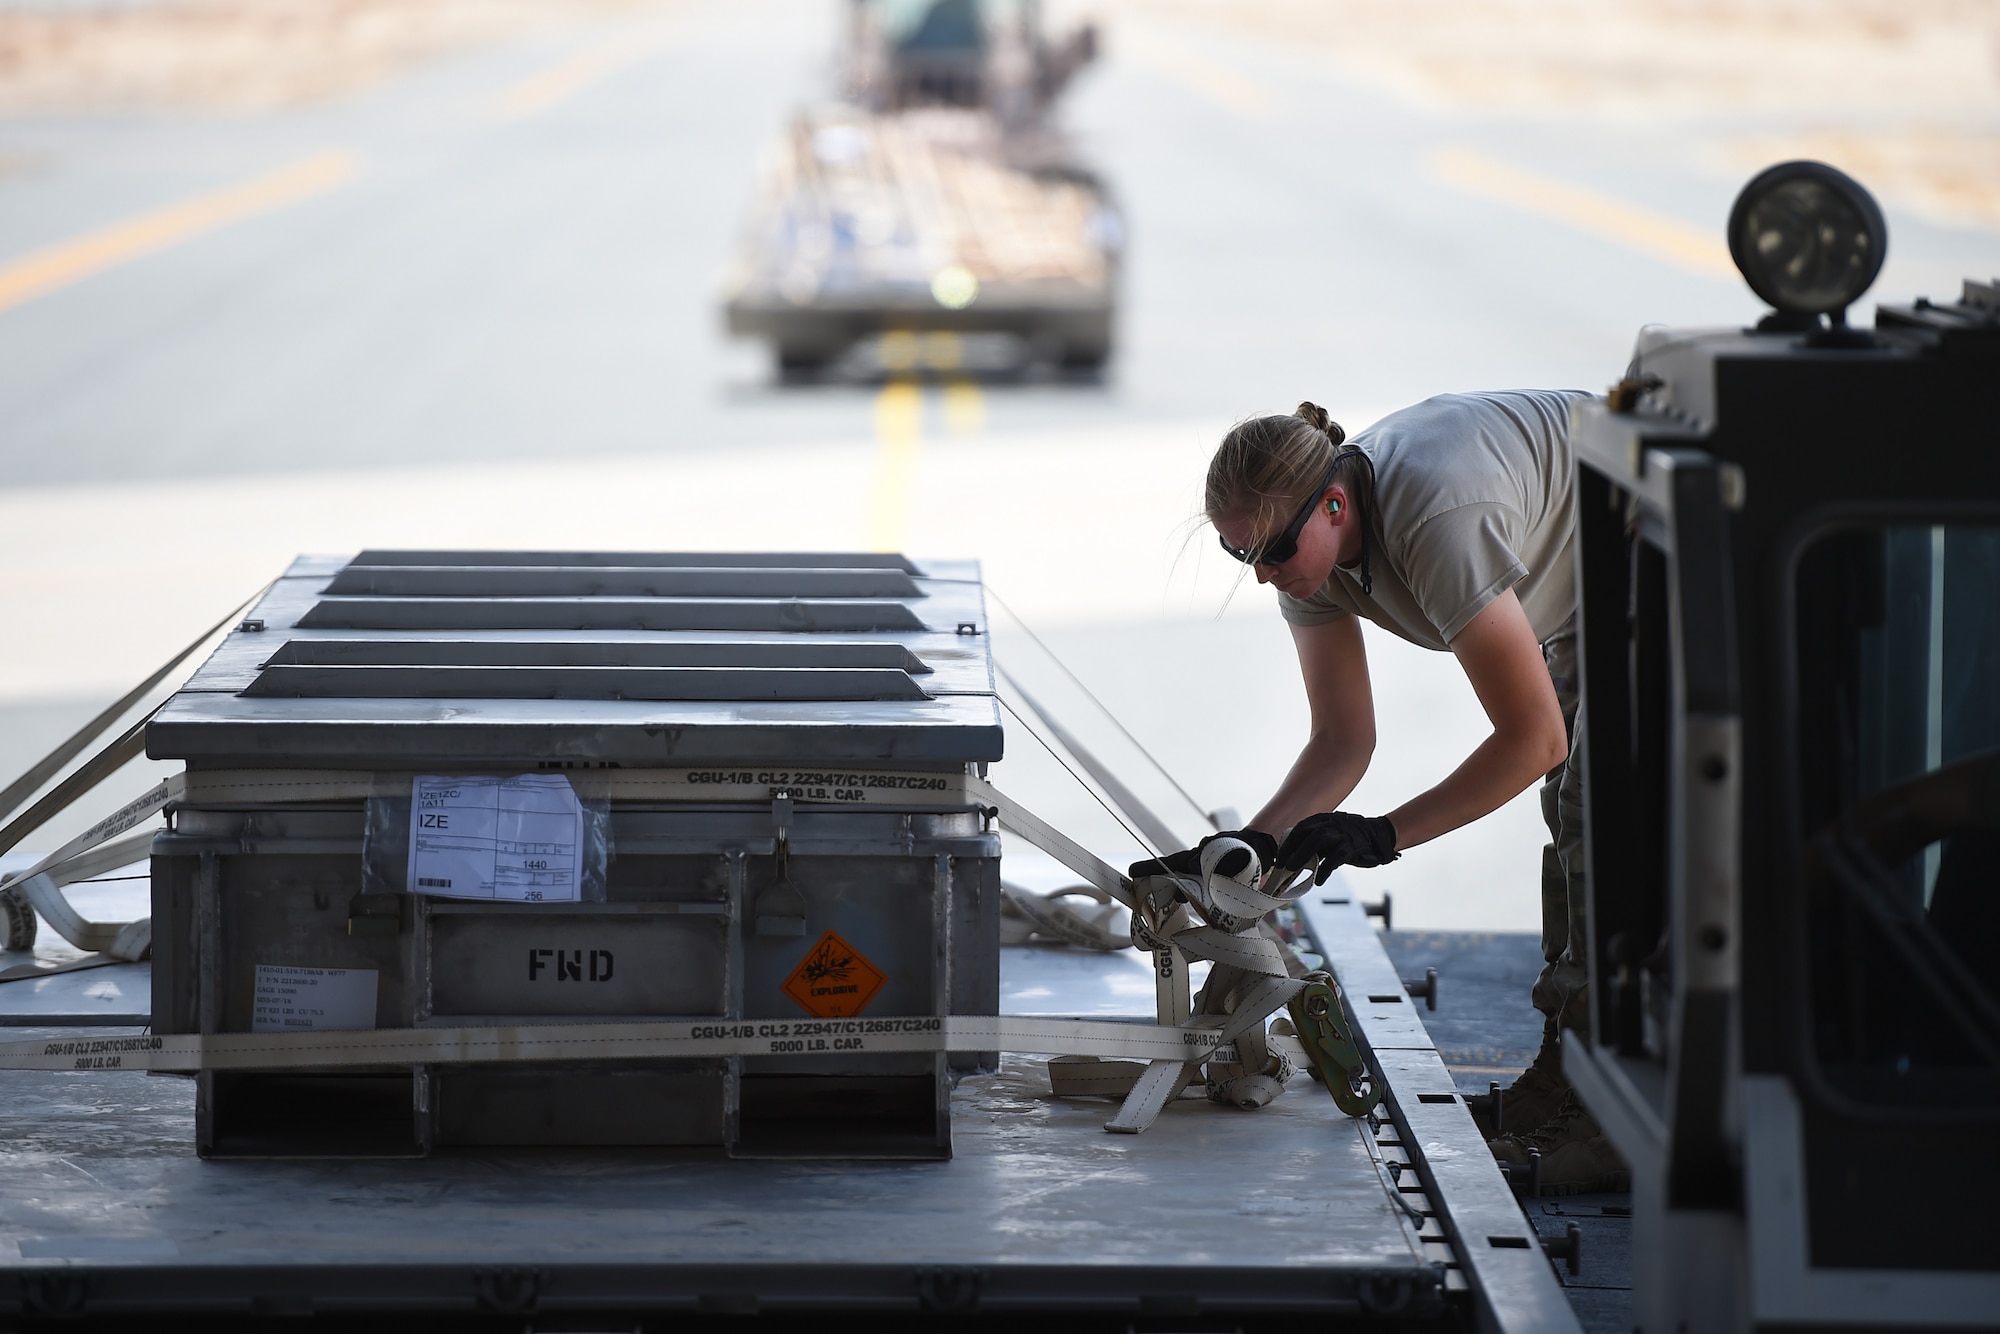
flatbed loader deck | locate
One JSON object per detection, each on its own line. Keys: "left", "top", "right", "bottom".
{"left": 0, "top": 877, "right": 1573, "bottom": 1329}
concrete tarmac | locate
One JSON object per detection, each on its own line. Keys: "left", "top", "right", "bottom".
{"left": 2, "top": 0, "right": 1995, "bottom": 928}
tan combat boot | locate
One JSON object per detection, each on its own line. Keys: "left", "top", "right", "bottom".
{"left": 1487, "top": 1089, "right": 1630, "bottom": 1196}
{"left": 1468, "top": 1019, "right": 1569, "bottom": 1138}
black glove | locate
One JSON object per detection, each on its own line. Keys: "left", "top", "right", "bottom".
{"left": 1128, "top": 828, "right": 1278, "bottom": 882}
{"left": 1274, "top": 813, "right": 1399, "bottom": 884}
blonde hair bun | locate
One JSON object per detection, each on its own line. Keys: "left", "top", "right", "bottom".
{"left": 1294, "top": 401, "right": 1346, "bottom": 446}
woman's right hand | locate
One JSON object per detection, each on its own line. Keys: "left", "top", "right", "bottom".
{"left": 1274, "top": 812, "right": 1399, "bottom": 883}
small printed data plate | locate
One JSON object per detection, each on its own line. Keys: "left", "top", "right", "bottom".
{"left": 782, "top": 931, "right": 887, "bottom": 1018}
{"left": 251, "top": 966, "right": 379, "bottom": 1034}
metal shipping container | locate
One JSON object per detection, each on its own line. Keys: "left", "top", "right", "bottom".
{"left": 146, "top": 551, "right": 1003, "bottom": 1161}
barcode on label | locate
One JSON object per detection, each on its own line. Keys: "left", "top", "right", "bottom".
{"left": 416, "top": 877, "right": 453, "bottom": 888}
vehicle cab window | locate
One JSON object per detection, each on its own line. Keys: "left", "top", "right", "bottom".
{"left": 1793, "top": 522, "right": 2000, "bottom": 1109}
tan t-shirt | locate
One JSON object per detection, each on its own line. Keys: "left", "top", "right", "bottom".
{"left": 1277, "top": 389, "right": 1593, "bottom": 649}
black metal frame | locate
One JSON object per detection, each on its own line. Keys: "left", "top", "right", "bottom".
{"left": 1567, "top": 281, "right": 2000, "bottom": 1310}
{"left": 1571, "top": 435, "right": 1741, "bottom": 1210}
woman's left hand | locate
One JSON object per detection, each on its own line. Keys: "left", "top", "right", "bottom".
{"left": 1129, "top": 828, "right": 1278, "bottom": 881}
{"left": 1275, "top": 812, "right": 1399, "bottom": 883}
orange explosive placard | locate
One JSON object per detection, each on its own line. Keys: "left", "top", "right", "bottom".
{"left": 781, "top": 930, "right": 887, "bottom": 1018}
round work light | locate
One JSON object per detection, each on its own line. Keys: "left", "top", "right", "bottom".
{"left": 930, "top": 265, "right": 978, "bottom": 309}
{"left": 1727, "top": 161, "right": 1886, "bottom": 321}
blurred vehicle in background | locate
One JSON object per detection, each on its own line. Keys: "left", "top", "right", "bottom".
{"left": 721, "top": 0, "right": 1121, "bottom": 377}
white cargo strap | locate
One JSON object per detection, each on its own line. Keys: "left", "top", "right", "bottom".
{"left": 968, "top": 787, "right": 1328, "bottom": 1132}
{"left": 999, "top": 882, "right": 1131, "bottom": 950}
{"left": 0, "top": 588, "right": 262, "bottom": 847}
{"left": 0, "top": 588, "right": 268, "bottom": 959}
{"left": 10, "top": 763, "right": 985, "bottom": 890}
{"left": 0, "top": 1015, "right": 1240, "bottom": 1075}
{"left": 0, "top": 761, "right": 976, "bottom": 965}
{"left": 0, "top": 778, "right": 182, "bottom": 962}
{"left": 12, "top": 829, "right": 158, "bottom": 961}
{"left": 1049, "top": 1022, "right": 1312, "bottom": 1105}
{"left": 1103, "top": 838, "right": 1326, "bottom": 1131}
{"left": 0, "top": 686, "right": 1068, "bottom": 962}
{"left": 970, "top": 777, "right": 1134, "bottom": 908}
{"left": 995, "top": 666, "right": 1187, "bottom": 856}
{"left": 176, "top": 768, "right": 976, "bottom": 808}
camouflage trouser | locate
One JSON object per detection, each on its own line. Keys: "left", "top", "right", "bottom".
{"left": 1531, "top": 623, "right": 1590, "bottom": 1028}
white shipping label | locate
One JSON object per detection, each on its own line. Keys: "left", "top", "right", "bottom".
{"left": 252, "top": 966, "right": 378, "bottom": 1034}
{"left": 407, "top": 774, "right": 584, "bottom": 903}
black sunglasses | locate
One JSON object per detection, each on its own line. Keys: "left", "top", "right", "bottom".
{"left": 1217, "top": 462, "right": 1340, "bottom": 567}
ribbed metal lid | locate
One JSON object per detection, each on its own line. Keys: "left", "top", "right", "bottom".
{"left": 147, "top": 552, "right": 1001, "bottom": 769}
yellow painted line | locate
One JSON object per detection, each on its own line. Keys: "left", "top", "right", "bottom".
{"left": 1120, "top": 23, "right": 1274, "bottom": 120}
{"left": 943, "top": 378, "right": 984, "bottom": 435}
{"left": 865, "top": 379, "right": 924, "bottom": 553}
{"left": 0, "top": 150, "right": 359, "bottom": 316}
{"left": 1429, "top": 149, "right": 1734, "bottom": 281}
{"left": 491, "top": 30, "right": 664, "bottom": 120}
